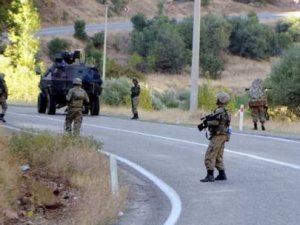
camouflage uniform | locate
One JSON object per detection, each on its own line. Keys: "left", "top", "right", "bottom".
{"left": 131, "top": 78, "right": 140, "bottom": 120}
{"left": 0, "top": 73, "right": 8, "bottom": 122}
{"left": 248, "top": 78, "right": 267, "bottom": 130}
{"left": 201, "top": 92, "right": 231, "bottom": 182}
{"left": 65, "top": 78, "right": 89, "bottom": 135}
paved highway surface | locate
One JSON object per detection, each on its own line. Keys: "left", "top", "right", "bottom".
{"left": 1, "top": 106, "right": 300, "bottom": 225}
{"left": 36, "top": 11, "right": 300, "bottom": 37}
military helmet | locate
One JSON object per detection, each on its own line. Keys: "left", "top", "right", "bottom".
{"left": 132, "top": 77, "right": 138, "bottom": 83}
{"left": 0, "top": 73, "right": 5, "bottom": 78}
{"left": 73, "top": 78, "right": 82, "bottom": 85}
{"left": 216, "top": 92, "right": 230, "bottom": 104}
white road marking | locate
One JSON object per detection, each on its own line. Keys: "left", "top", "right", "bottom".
{"left": 6, "top": 112, "right": 300, "bottom": 171}
{"left": 103, "top": 151, "right": 182, "bottom": 225}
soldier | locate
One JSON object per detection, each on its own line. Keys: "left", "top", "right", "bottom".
{"left": 200, "top": 92, "right": 231, "bottom": 183}
{"left": 131, "top": 78, "right": 140, "bottom": 120}
{"left": 0, "top": 73, "right": 8, "bottom": 123}
{"left": 248, "top": 78, "right": 267, "bottom": 131}
{"left": 65, "top": 78, "right": 89, "bottom": 135}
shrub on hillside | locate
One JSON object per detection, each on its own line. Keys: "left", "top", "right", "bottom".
{"left": 74, "top": 20, "right": 88, "bottom": 40}
{"left": 200, "top": 14, "right": 232, "bottom": 79}
{"left": 101, "top": 77, "right": 131, "bottom": 106}
{"left": 91, "top": 32, "right": 104, "bottom": 48}
{"left": 267, "top": 44, "right": 300, "bottom": 116}
{"left": 228, "top": 13, "right": 276, "bottom": 59}
{"left": 106, "top": 58, "right": 146, "bottom": 81}
{"left": 47, "top": 38, "right": 71, "bottom": 60}
{"left": 85, "top": 45, "right": 103, "bottom": 71}
{"left": 111, "top": 0, "right": 128, "bottom": 14}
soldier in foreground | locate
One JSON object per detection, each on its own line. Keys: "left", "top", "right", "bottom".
{"left": 65, "top": 78, "right": 89, "bottom": 135}
{"left": 0, "top": 73, "right": 8, "bottom": 122}
{"left": 247, "top": 78, "right": 268, "bottom": 130}
{"left": 198, "top": 92, "right": 231, "bottom": 182}
{"left": 131, "top": 78, "right": 140, "bottom": 120}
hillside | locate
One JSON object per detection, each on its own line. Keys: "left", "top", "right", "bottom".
{"left": 37, "top": 0, "right": 300, "bottom": 27}
{"left": 37, "top": 0, "right": 300, "bottom": 94}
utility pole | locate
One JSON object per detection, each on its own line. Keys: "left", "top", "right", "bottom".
{"left": 189, "top": 0, "right": 201, "bottom": 113}
{"left": 102, "top": 5, "right": 108, "bottom": 81}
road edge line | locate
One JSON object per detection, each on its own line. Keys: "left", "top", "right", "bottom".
{"left": 102, "top": 151, "right": 182, "bottom": 225}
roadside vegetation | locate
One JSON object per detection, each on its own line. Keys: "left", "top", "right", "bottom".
{"left": 0, "top": 130, "right": 126, "bottom": 224}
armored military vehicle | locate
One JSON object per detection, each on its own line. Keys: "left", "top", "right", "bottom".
{"left": 37, "top": 50, "right": 102, "bottom": 115}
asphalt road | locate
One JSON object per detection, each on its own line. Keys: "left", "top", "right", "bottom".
{"left": 2, "top": 106, "right": 300, "bottom": 225}
{"left": 36, "top": 11, "right": 300, "bottom": 37}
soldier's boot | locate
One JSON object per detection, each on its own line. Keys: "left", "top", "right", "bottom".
{"left": 253, "top": 122, "right": 258, "bottom": 130}
{"left": 131, "top": 113, "right": 139, "bottom": 120}
{"left": 200, "top": 170, "right": 214, "bottom": 182}
{"left": 135, "top": 113, "right": 139, "bottom": 119}
{"left": 0, "top": 114, "right": 6, "bottom": 123}
{"left": 261, "top": 123, "right": 265, "bottom": 131}
{"left": 215, "top": 170, "right": 227, "bottom": 181}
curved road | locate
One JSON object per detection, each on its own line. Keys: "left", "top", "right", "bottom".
{"left": 2, "top": 106, "right": 300, "bottom": 225}
{"left": 36, "top": 11, "right": 300, "bottom": 37}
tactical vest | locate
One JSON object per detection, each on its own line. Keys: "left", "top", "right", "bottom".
{"left": 208, "top": 108, "right": 231, "bottom": 136}
{"left": 69, "top": 88, "right": 86, "bottom": 108}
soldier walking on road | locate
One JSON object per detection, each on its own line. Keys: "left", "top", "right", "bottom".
{"left": 0, "top": 73, "right": 8, "bottom": 123}
{"left": 248, "top": 78, "right": 268, "bottom": 131}
{"left": 200, "top": 92, "right": 231, "bottom": 183}
{"left": 65, "top": 78, "right": 89, "bottom": 135}
{"left": 131, "top": 78, "right": 140, "bottom": 120}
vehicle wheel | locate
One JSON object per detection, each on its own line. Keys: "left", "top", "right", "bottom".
{"left": 37, "top": 93, "right": 47, "bottom": 113}
{"left": 46, "top": 94, "right": 56, "bottom": 115}
{"left": 90, "top": 96, "right": 100, "bottom": 116}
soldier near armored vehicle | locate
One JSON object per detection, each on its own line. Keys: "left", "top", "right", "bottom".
{"left": 131, "top": 78, "right": 140, "bottom": 120}
{"left": 199, "top": 92, "right": 231, "bottom": 182}
{"left": 0, "top": 73, "right": 8, "bottom": 122}
{"left": 247, "top": 78, "right": 268, "bottom": 131}
{"left": 65, "top": 78, "right": 89, "bottom": 135}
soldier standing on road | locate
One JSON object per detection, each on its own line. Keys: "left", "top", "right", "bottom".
{"left": 200, "top": 92, "right": 231, "bottom": 183}
{"left": 248, "top": 78, "right": 268, "bottom": 131}
{"left": 0, "top": 73, "right": 8, "bottom": 123}
{"left": 131, "top": 78, "right": 140, "bottom": 120}
{"left": 65, "top": 78, "right": 89, "bottom": 135}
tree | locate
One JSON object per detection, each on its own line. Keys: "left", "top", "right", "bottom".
{"left": 3, "top": 0, "right": 41, "bottom": 102}
{"left": 268, "top": 44, "right": 300, "bottom": 115}
{"left": 228, "top": 13, "right": 275, "bottom": 59}
{"left": 5, "top": 0, "right": 40, "bottom": 70}
{"left": 200, "top": 14, "right": 232, "bottom": 79}
{"left": 152, "top": 23, "right": 187, "bottom": 73}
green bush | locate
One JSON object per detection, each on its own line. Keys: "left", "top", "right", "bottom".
{"left": 160, "top": 88, "right": 180, "bottom": 108}
{"left": 106, "top": 58, "right": 146, "bottom": 81}
{"left": 267, "top": 44, "right": 300, "bottom": 116}
{"left": 135, "top": 84, "right": 154, "bottom": 111}
{"left": 101, "top": 77, "right": 131, "bottom": 106}
{"left": 91, "top": 32, "right": 104, "bottom": 48}
{"left": 151, "top": 92, "right": 166, "bottom": 110}
{"left": 47, "top": 38, "right": 71, "bottom": 60}
{"left": 74, "top": 20, "right": 88, "bottom": 40}
{"left": 131, "top": 13, "right": 147, "bottom": 31}
{"left": 111, "top": 0, "right": 128, "bottom": 14}
{"left": 201, "top": 0, "right": 212, "bottom": 6}
{"left": 85, "top": 45, "right": 103, "bottom": 71}
{"left": 228, "top": 13, "right": 276, "bottom": 59}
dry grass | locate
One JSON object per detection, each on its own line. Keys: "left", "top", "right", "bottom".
{"left": 0, "top": 131, "right": 126, "bottom": 225}
{"left": 146, "top": 55, "right": 278, "bottom": 94}
{"left": 101, "top": 105, "right": 300, "bottom": 139}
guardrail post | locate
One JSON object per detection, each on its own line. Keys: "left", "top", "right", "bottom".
{"left": 239, "top": 104, "right": 244, "bottom": 131}
{"left": 110, "top": 155, "right": 119, "bottom": 196}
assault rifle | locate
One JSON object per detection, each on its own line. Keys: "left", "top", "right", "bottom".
{"left": 197, "top": 112, "right": 221, "bottom": 132}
